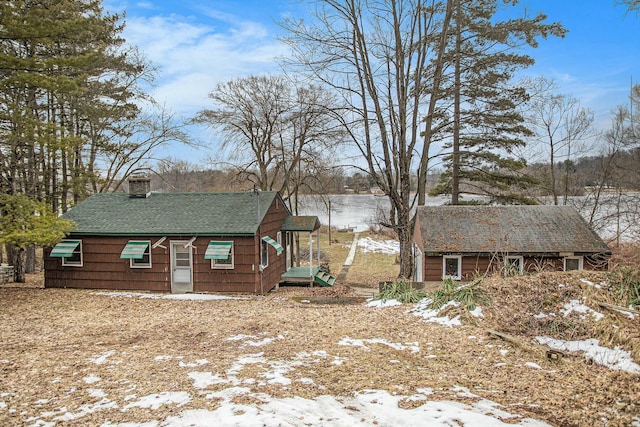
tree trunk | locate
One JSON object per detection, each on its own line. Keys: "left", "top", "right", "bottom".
{"left": 10, "top": 246, "right": 26, "bottom": 283}
{"left": 417, "top": 0, "right": 453, "bottom": 206}
{"left": 25, "top": 245, "right": 36, "bottom": 274}
{"left": 451, "top": 0, "right": 462, "bottom": 205}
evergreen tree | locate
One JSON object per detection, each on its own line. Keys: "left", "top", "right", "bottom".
{"left": 430, "top": 0, "right": 565, "bottom": 204}
{"left": 0, "top": 0, "right": 186, "bottom": 280}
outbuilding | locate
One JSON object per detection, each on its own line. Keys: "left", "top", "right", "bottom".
{"left": 412, "top": 205, "right": 611, "bottom": 282}
{"left": 44, "top": 177, "right": 332, "bottom": 293}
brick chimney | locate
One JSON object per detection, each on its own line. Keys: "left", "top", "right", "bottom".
{"left": 128, "top": 175, "right": 151, "bottom": 198}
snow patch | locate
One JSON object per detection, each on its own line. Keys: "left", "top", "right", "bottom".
{"left": 123, "top": 391, "right": 191, "bottom": 410}
{"left": 536, "top": 336, "right": 640, "bottom": 374}
{"left": 95, "top": 292, "right": 245, "bottom": 301}
{"left": 412, "top": 299, "right": 462, "bottom": 327}
{"left": 357, "top": 237, "right": 400, "bottom": 254}
{"left": 560, "top": 300, "right": 604, "bottom": 321}
{"left": 338, "top": 337, "right": 420, "bottom": 353}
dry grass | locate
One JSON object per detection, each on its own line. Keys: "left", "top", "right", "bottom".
{"left": 1, "top": 237, "right": 639, "bottom": 426}
{"left": 0, "top": 269, "right": 638, "bottom": 426}
{"left": 318, "top": 229, "right": 399, "bottom": 288}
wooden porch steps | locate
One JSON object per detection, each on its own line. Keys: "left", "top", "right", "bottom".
{"left": 314, "top": 271, "right": 336, "bottom": 287}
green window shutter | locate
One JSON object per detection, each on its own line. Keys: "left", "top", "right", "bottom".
{"left": 120, "top": 241, "right": 150, "bottom": 259}
{"left": 50, "top": 240, "right": 81, "bottom": 258}
{"left": 204, "top": 241, "right": 233, "bottom": 260}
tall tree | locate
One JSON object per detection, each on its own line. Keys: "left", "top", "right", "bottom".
{"left": 282, "top": 0, "right": 447, "bottom": 278}
{"left": 0, "top": 0, "right": 188, "bottom": 209}
{"left": 194, "top": 75, "right": 342, "bottom": 210}
{"left": 430, "top": 0, "right": 566, "bottom": 204}
{"left": 0, "top": 0, "right": 189, "bottom": 278}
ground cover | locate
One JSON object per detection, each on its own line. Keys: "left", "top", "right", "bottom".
{"left": 0, "top": 236, "right": 638, "bottom": 426}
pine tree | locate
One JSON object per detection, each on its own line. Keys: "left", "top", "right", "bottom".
{"left": 430, "top": 0, "right": 566, "bottom": 204}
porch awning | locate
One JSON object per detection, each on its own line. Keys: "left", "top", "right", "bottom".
{"left": 204, "top": 241, "right": 233, "bottom": 260}
{"left": 50, "top": 240, "right": 81, "bottom": 258}
{"left": 120, "top": 241, "right": 150, "bottom": 259}
{"left": 262, "top": 236, "right": 283, "bottom": 255}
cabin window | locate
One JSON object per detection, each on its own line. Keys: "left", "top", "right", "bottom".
{"left": 130, "top": 242, "right": 151, "bottom": 268}
{"left": 61, "top": 240, "right": 83, "bottom": 267}
{"left": 276, "top": 231, "right": 282, "bottom": 256}
{"left": 443, "top": 255, "right": 462, "bottom": 280}
{"left": 205, "top": 241, "right": 234, "bottom": 269}
{"left": 564, "top": 256, "right": 583, "bottom": 271}
{"left": 50, "top": 239, "right": 83, "bottom": 267}
{"left": 120, "top": 240, "right": 152, "bottom": 268}
{"left": 505, "top": 256, "right": 524, "bottom": 275}
{"left": 260, "top": 239, "right": 269, "bottom": 269}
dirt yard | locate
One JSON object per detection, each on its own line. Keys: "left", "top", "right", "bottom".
{"left": 0, "top": 270, "right": 638, "bottom": 426}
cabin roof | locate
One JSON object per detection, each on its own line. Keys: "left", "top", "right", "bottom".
{"left": 63, "top": 191, "right": 287, "bottom": 236}
{"left": 415, "top": 205, "right": 610, "bottom": 255}
{"left": 281, "top": 215, "right": 321, "bottom": 232}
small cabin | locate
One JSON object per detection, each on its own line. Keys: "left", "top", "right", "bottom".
{"left": 412, "top": 205, "right": 611, "bottom": 282}
{"left": 44, "top": 178, "right": 331, "bottom": 294}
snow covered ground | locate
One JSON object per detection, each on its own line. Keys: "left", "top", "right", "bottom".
{"left": 20, "top": 323, "right": 554, "bottom": 427}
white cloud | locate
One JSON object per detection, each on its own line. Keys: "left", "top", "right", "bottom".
{"left": 121, "top": 13, "right": 287, "bottom": 116}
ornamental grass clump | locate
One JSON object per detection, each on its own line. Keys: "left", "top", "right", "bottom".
{"left": 606, "top": 266, "right": 640, "bottom": 308}
{"left": 429, "top": 277, "right": 490, "bottom": 311}
{"left": 373, "top": 280, "right": 426, "bottom": 304}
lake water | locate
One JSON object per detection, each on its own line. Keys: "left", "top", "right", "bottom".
{"left": 296, "top": 193, "right": 638, "bottom": 242}
{"left": 296, "top": 194, "right": 451, "bottom": 232}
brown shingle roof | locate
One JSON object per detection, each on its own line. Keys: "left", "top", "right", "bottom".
{"left": 415, "top": 205, "right": 610, "bottom": 255}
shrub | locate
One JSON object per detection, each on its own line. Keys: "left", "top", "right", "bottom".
{"left": 429, "top": 277, "right": 490, "bottom": 311}
{"left": 373, "top": 280, "right": 426, "bottom": 304}
{"left": 606, "top": 266, "right": 640, "bottom": 308}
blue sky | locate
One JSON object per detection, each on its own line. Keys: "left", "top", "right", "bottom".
{"left": 103, "top": 0, "right": 639, "bottom": 163}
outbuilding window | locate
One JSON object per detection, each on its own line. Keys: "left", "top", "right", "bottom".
{"left": 564, "top": 256, "right": 583, "bottom": 271}
{"left": 443, "top": 255, "right": 462, "bottom": 280}
{"left": 505, "top": 256, "right": 524, "bottom": 275}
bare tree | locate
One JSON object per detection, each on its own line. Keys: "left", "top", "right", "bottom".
{"left": 281, "top": 0, "right": 446, "bottom": 278}
{"left": 617, "top": 0, "right": 640, "bottom": 14}
{"left": 194, "top": 75, "right": 343, "bottom": 208}
{"left": 525, "top": 77, "right": 595, "bottom": 205}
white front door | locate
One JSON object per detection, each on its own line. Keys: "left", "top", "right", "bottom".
{"left": 171, "top": 241, "right": 193, "bottom": 293}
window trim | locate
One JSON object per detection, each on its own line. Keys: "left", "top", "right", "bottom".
{"left": 505, "top": 255, "right": 524, "bottom": 274}
{"left": 276, "top": 231, "right": 282, "bottom": 256}
{"left": 129, "top": 240, "right": 152, "bottom": 269}
{"left": 260, "top": 238, "right": 269, "bottom": 269}
{"left": 61, "top": 240, "right": 83, "bottom": 267}
{"left": 210, "top": 241, "right": 234, "bottom": 270}
{"left": 564, "top": 256, "right": 583, "bottom": 271}
{"left": 442, "top": 255, "right": 462, "bottom": 280}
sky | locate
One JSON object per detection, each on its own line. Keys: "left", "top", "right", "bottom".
{"left": 101, "top": 0, "right": 640, "bottom": 164}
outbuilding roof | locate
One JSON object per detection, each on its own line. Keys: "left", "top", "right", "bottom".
{"left": 415, "top": 205, "right": 610, "bottom": 255}
{"left": 62, "top": 191, "right": 287, "bottom": 236}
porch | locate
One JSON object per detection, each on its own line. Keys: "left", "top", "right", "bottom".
{"left": 280, "top": 266, "right": 336, "bottom": 287}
